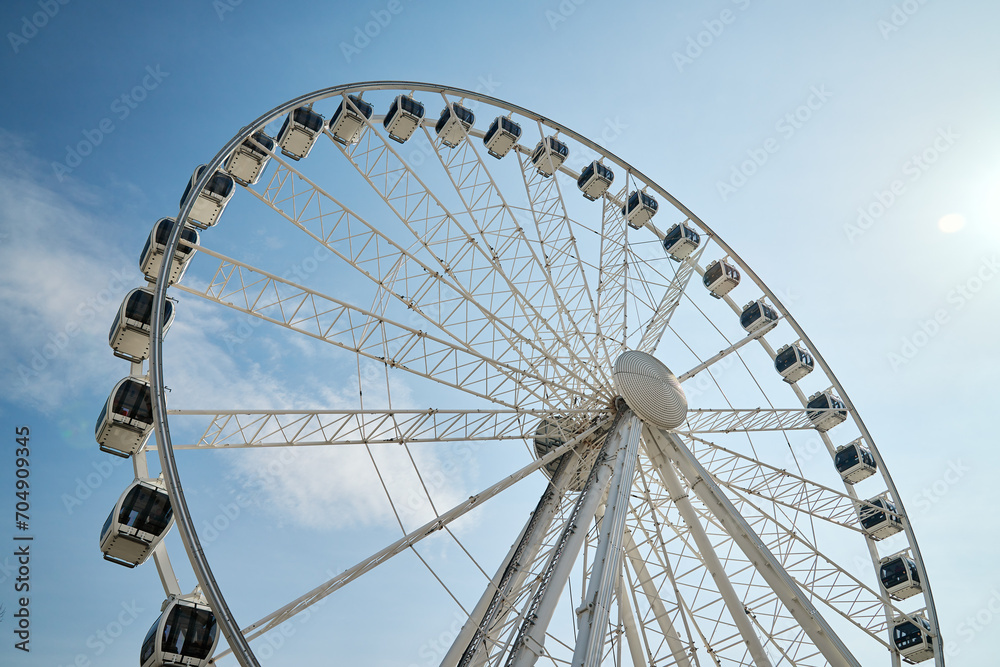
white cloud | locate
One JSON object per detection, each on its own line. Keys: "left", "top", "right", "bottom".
{"left": 0, "top": 130, "right": 477, "bottom": 537}
{"left": 0, "top": 131, "right": 142, "bottom": 412}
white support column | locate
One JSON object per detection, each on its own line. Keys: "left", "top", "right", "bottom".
{"left": 507, "top": 408, "right": 638, "bottom": 667}
{"left": 647, "top": 427, "right": 862, "bottom": 667}
{"left": 571, "top": 411, "right": 642, "bottom": 667}
{"left": 621, "top": 529, "right": 692, "bottom": 667}
{"left": 444, "top": 452, "right": 578, "bottom": 667}
{"left": 642, "top": 426, "right": 774, "bottom": 667}
{"left": 615, "top": 571, "right": 648, "bottom": 667}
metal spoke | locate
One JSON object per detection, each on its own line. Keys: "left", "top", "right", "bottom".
{"left": 210, "top": 419, "right": 608, "bottom": 662}
{"left": 680, "top": 408, "right": 849, "bottom": 433}
{"left": 163, "top": 408, "right": 606, "bottom": 449}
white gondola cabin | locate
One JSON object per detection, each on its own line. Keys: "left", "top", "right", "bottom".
{"left": 703, "top": 259, "right": 740, "bottom": 298}
{"left": 892, "top": 614, "right": 935, "bottom": 663}
{"left": 663, "top": 222, "right": 700, "bottom": 260}
{"left": 858, "top": 492, "right": 903, "bottom": 540}
{"left": 435, "top": 102, "right": 475, "bottom": 148}
{"left": 95, "top": 377, "right": 154, "bottom": 458}
{"left": 140, "top": 594, "right": 219, "bottom": 667}
{"left": 740, "top": 299, "right": 779, "bottom": 334}
{"left": 277, "top": 107, "right": 324, "bottom": 160}
{"left": 100, "top": 478, "right": 173, "bottom": 568}
{"left": 180, "top": 165, "right": 234, "bottom": 230}
{"left": 880, "top": 552, "right": 923, "bottom": 600}
{"left": 806, "top": 390, "right": 847, "bottom": 431}
{"left": 774, "top": 343, "right": 814, "bottom": 383}
{"left": 224, "top": 131, "right": 274, "bottom": 186}
{"left": 483, "top": 116, "right": 521, "bottom": 158}
{"left": 329, "top": 94, "right": 374, "bottom": 145}
{"left": 140, "top": 218, "right": 199, "bottom": 285}
{"left": 834, "top": 438, "right": 877, "bottom": 484}
{"left": 109, "top": 288, "right": 175, "bottom": 363}
{"left": 622, "top": 190, "right": 658, "bottom": 229}
{"left": 577, "top": 161, "right": 613, "bottom": 200}
{"left": 531, "top": 136, "right": 569, "bottom": 177}
{"left": 383, "top": 94, "right": 424, "bottom": 143}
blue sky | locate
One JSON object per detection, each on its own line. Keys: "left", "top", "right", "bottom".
{"left": 0, "top": 1, "right": 998, "bottom": 665}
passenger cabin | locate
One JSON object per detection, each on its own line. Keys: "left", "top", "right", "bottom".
{"left": 774, "top": 343, "right": 814, "bottom": 383}
{"left": 806, "top": 390, "right": 847, "bottom": 431}
{"left": 383, "top": 94, "right": 425, "bottom": 143}
{"left": 140, "top": 595, "right": 219, "bottom": 667}
{"left": 140, "top": 218, "right": 199, "bottom": 285}
{"left": 880, "top": 552, "right": 923, "bottom": 600}
{"left": 663, "top": 222, "right": 700, "bottom": 261}
{"left": 834, "top": 438, "right": 877, "bottom": 484}
{"left": 531, "top": 136, "right": 569, "bottom": 177}
{"left": 892, "top": 614, "right": 935, "bottom": 663}
{"left": 577, "top": 161, "right": 613, "bottom": 200}
{"left": 100, "top": 478, "right": 174, "bottom": 568}
{"left": 622, "top": 190, "right": 658, "bottom": 229}
{"left": 703, "top": 259, "right": 740, "bottom": 298}
{"left": 740, "top": 299, "right": 779, "bottom": 334}
{"left": 277, "top": 107, "right": 324, "bottom": 160}
{"left": 109, "top": 288, "right": 175, "bottom": 363}
{"left": 95, "top": 377, "right": 155, "bottom": 458}
{"left": 435, "top": 102, "right": 475, "bottom": 148}
{"left": 224, "top": 131, "right": 274, "bottom": 186}
{"left": 858, "top": 493, "right": 903, "bottom": 540}
{"left": 180, "top": 166, "right": 234, "bottom": 229}
{"left": 329, "top": 94, "right": 374, "bottom": 145}
{"left": 483, "top": 116, "right": 521, "bottom": 159}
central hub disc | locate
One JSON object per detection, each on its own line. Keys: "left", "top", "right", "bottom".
{"left": 612, "top": 350, "right": 688, "bottom": 429}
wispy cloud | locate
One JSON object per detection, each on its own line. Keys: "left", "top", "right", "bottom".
{"left": 0, "top": 131, "right": 140, "bottom": 413}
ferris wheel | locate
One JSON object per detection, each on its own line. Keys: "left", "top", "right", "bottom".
{"left": 94, "top": 82, "right": 944, "bottom": 666}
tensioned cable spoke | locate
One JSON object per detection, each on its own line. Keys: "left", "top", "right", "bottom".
{"left": 637, "top": 240, "right": 707, "bottom": 355}
{"left": 419, "top": 107, "right": 604, "bottom": 405}
{"left": 208, "top": 418, "right": 610, "bottom": 662}
{"left": 687, "top": 435, "right": 869, "bottom": 532}
{"left": 244, "top": 149, "right": 596, "bottom": 410}
{"left": 514, "top": 124, "right": 601, "bottom": 382}
{"left": 326, "top": 102, "right": 604, "bottom": 403}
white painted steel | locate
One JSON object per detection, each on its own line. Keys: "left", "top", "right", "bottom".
{"left": 134, "top": 80, "right": 943, "bottom": 667}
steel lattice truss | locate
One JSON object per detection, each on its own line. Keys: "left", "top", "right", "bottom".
{"left": 132, "top": 82, "right": 942, "bottom": 667}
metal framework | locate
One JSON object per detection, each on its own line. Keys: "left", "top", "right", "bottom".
{"left": 103, "top": 81, "right": 946, "bottom": 667}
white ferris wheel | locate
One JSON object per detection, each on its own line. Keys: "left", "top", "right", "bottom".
{"left": 95, "top": 81, "right": 944, "bottom": 667}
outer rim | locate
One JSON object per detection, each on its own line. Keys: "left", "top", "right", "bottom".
{"left": 148, "top": 80, "right": 943, "bottom": 666}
